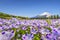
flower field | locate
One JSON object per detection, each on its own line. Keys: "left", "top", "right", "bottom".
{"left": 0, "top": 18, "right": 60, "bottom": 40}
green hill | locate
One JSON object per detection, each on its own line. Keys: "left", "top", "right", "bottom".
{"left": 0, "top": 12, "right": 29, "bottom": 19}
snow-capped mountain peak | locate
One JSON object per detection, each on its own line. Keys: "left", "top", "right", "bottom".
{"left": 40, "top": 12, "right": 51, "bottom": 17}
{"left": 31, "top": 12, "right": 52, "bottom": 18}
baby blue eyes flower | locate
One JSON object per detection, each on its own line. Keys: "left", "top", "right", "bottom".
{"left": 0, "top": 22, "right": 3, "bottom": 25}
{"left": 22, "top": 34, "right": 34, "bottom": 40}
{"left": 2, "top": 31, "right": 5, "bottom": 35}
{"left": 0, "top": 27, "right": 3, "bottom": 30}
{"left": 0, "top": 30, "right": 14, "bottom": 40}
{"left": 0, "top": 18, "right": 60, "bottom": 40}
{"left": 30, "top": 28, "right": 38, "bottom": 34}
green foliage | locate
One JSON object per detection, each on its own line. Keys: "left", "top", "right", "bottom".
{"left": 26, "top": 26, "right": 30, "bottom": 34}
{"left": 12, "top": 28, "right": 22, "bottom": 40}
{"left": 19, "top": 30, "right": 26, "bottom": 34}
{"left": 33, "top": 33, "right": 41, "bottom": 40}
{"left": 0, "top": 12, "right": 12, "bottom": 19}
{"left": 46, "top": 19, "right": 51, "bottom": 24}
{"left": 45, "top": 27, "right": 52, "bottom": 32}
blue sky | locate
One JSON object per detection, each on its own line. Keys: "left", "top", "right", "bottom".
{"left": 0, "top": 0, "right": 60, "bottom": 17}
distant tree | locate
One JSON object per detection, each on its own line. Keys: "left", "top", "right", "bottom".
{"left": 53, "top": 15, "right": 55, "bottom": 19}
{"left": 50, "top": 15, "right": 53, "bottom": 19}
{"left": 57, "top": 15, "right": 59, "bottom": 19}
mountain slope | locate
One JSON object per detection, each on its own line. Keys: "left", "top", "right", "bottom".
{"left": 31, "top": 12, "right": 60, "bottom": 19}
{"left": 40, "top": 12, "right": 51, "bottom": 17}
{"left": 0, "top": 12, "right": 28, "bottom": 19}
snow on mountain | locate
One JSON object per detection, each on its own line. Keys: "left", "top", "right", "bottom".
{"left": 40, "top": 12, "right": 51, "bottom": 17}
{"left": 31, "top": 12, "right": 52, "bottom": 18}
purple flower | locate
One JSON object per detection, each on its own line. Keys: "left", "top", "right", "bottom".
{"left": 2, "top": 31, "right": 5, "bottom": 35}
{"left": 22, "top": 34, "right": 33, "bottom": 40}
{"left": 0, "top": 30, "right": 15, "bottom": 40}
{"left": 30, "top": 28, "right": 38, "bottom": 34}
{"left": 22, "top": 26, "right": 27, "bottom": 30}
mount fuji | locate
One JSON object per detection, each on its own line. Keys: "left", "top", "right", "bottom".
{"left": 39, "top": 12, "right": 51, "bottom": 17}
{"left": 31, "top": 12, "right": 52, "bottom": 18}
